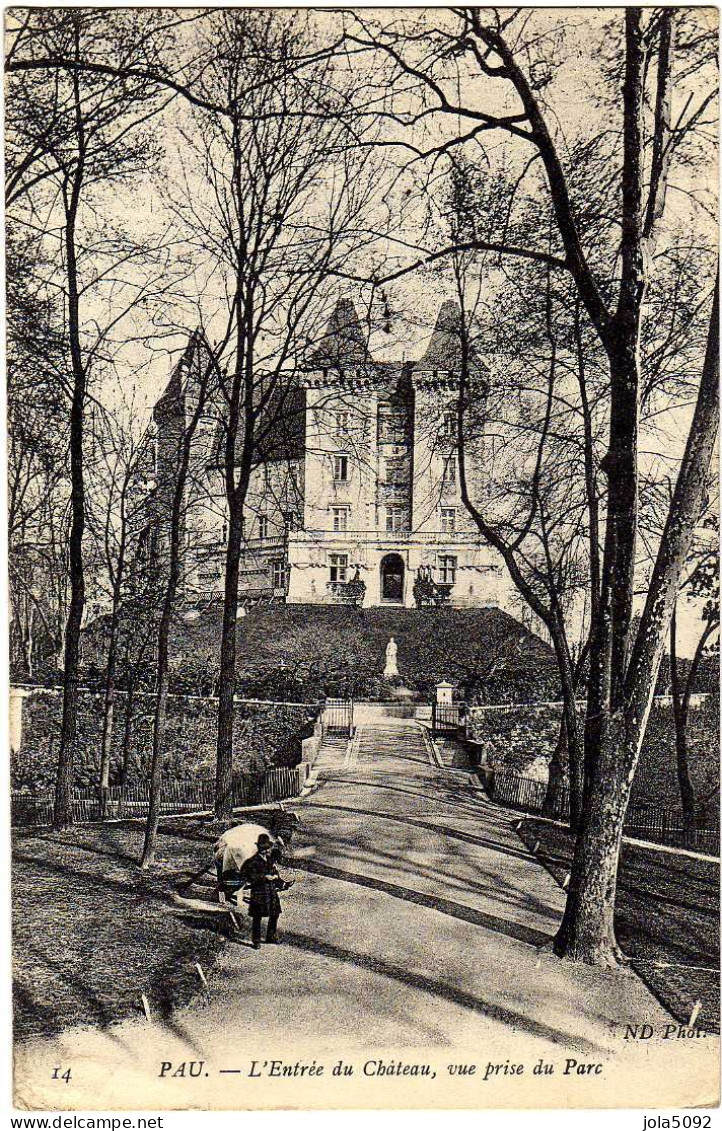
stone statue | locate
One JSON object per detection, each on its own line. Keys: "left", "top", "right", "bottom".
{"left": 384, "top": 636, "right": 399, "bottom": 679}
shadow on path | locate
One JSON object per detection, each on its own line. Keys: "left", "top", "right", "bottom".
{"left": 280, "top": 928, "right": 606, "bottom": 1055}
{"left": 305, "top": 798, "right": 539, "bottom": 865}
{"left": 293, "top": 857, "right": 554, "bottom": 950}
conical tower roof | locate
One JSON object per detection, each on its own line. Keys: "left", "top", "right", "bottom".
{"left": 154, "top": 330, "right": 200, "bottom": 421}
{"left": 419, "top": 301, "right": 466, "bottom": 369}
{"left": 311, "top": 298, "right": 369, "bottom": 367}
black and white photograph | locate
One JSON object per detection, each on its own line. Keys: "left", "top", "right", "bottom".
{"left": 5, "top": 4, "right": 720, "bottom": 1111}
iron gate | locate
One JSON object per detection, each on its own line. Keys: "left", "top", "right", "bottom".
{"left": 431, "top": 701, "right": 466, "bottom": 735}
{"left": 323, "top": 697, "right": 354, "bottom": 736}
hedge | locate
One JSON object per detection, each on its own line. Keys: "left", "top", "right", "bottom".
{"left": 10, "top": 689, "right": 317, "bottom": 793}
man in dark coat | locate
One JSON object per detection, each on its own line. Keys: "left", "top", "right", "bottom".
{"left": 240, "top": 833, "right": 290, "bottom": 948}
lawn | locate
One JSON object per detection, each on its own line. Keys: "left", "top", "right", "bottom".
{"left": 518, "top": 818, "right": 720, "bottom": 1033}
{"left": 12, "top": 813, "right": 281, "bottom": 1042}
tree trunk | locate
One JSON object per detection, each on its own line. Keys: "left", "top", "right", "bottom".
{"left": 575, "top": 299, "right": 601, "bottom": 620}
{"left": 98, "top": 596, "right": 121, "bottom": 817}
{"left": 140, "top": 612, "right": 170, "bottom": 868}
{"left": 554, "top": 714, "right": 629, "bottom": 964}
{"left": 141, "top": 333, "right": 210, "bottom": 865}
{"left": 582, "top": 11, "right": 648, "bottom": 802}
{"left": 23, "top": 601, "right": 34, "bottom": 679}
{"left": 53, "top": 100, "right": 86, "bottom": 831}
{"left": 117, "top": 670, "right": 135, "bottom": 820}
{"left": 53, "top": 386, "right": 85, "bottom": 829}
{"left": 542, "top": 712, "right": 569, "bottom": 819}
{"left": 548, "top": 620, "right": 584, "bottom": 829}
{"left": 562, "top": 693, "right": 583, "bottom": 832}
{"left": 215, "top": 498, "right": 243, "bottom": 818}
{"left": 604, "top": 8, "right": 646, "bottom": 706}
{"left": 557, "top": 272, "right": 718, "bottom": 965}
{"left": 604, "top": 343, "right": 641, "bottom": 704}
{"left": 670, "top": 603, "right": 697, "bottom": 847}
{"left": 582, "top": 325, "right": 644, "bottom": 808}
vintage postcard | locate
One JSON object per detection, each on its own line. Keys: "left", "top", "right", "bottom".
{"left": 6, "top": 5, "right": 719, "bottom": 1112}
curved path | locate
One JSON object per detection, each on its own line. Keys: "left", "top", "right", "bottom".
{"left": 15, "top": 719, "right": 716, "bottom": 1110}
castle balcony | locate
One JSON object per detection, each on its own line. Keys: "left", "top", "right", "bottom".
{"left": 194, "top": 535, "right": 287, "bottom": 557}
{"left": 242, "top": 536, "right": 287, "bottom": 552}
{"left": 291, "top": 528, "right": 483, "bottom": 546}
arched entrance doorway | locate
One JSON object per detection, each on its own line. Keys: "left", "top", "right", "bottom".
{"left": 380, "top": 553, "right": 405, "bottom": 603}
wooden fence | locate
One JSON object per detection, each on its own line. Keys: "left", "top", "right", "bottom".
{"left": 11, "top": 765, "right": 303, "bottom": 829}
{"left": 486, "top": 769, "right": 719, "bottom": 855}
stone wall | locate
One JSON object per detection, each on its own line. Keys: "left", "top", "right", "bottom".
{"left": 466, "top": 696, "right": 720, "bottom": 808}
{"left": 466, "top": 702, "right": 564, "bottom": 777}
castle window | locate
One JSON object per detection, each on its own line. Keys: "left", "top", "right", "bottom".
{"left": 443, "top": 454, "right": 457, "bottom": 484}
{"left": 335, "top": 411, "right": 350, "bottom": 435}
{"left": 384, "top": 456, "right": 406, "bottom": 485}
{"left": 438, "top": 554, "right": 457, "bottom": 585}
{"left": 258, "top": 515, "right": 268, "bottom": 539}
{"left": 378, "top": 404, "right": 406, "bottom": 444}
{"left": 329, "top": 553, "right": 348, "bottom": 583}
{"left": 386, "top": 507, "right": 406, "bottom": 533}
{"left": 263, "top": 464, "right": 271, "bottom": 487}
{"left": 333, "top": 454, "right": 349, "bottom": 482}
{"left": 283, "top": 510, "right": 297, "bottom": 531}
{"left": 332, "top": 505, "right": 350, "bottom": 532}
{"left": 441, "top": 507, "right": 456, "bottom": 533}
{"left": 443, "top": 412, "right": 457, "bottom": 438}
{"left": 271, "top": 559, "right": 287, "bottom": 590}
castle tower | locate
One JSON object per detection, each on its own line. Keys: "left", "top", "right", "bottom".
{"left": 143, "top": 298, "right": 510, "bottom": 611}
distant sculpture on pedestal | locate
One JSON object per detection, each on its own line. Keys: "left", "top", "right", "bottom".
{"left": 384, "top": 636, "right": 399, "bottom": 679}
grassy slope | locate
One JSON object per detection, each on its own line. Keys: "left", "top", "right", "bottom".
{"left": 173, "top": 603, "right": 557, "bottom": 701}
{"left": 12, "top": 815, "right": 278, "bottom": 1041}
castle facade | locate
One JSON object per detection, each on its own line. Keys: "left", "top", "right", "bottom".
{"left": 141, "top": 299, "right": 512, "bottom": 612}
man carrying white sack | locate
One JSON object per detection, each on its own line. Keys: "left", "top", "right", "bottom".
{"left": 213, "top": 821, "right": 283, "bottom": 904}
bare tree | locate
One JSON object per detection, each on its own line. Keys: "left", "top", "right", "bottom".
{"left": 140, "top": 333, "right": 217, "bottom": 868}
{"left": 556, "top": 277, "right": 718, "bottom": 959}
{"left": 339, "top": 7, "right": 717, "bottom": 963}
{"left": 164, "top": 10, "right": 377, "bottom": 817}
{"left": 417, "top": 233, "right": 593, "bottom": 826}
{"left": 7, "top": 229, "right": 70, "bottom": 679}
{"left": 86, "top": 403, "right": 147, "bottom": 814}
{"left": 7, "top": 9, "right": 187, "bottom": 827}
